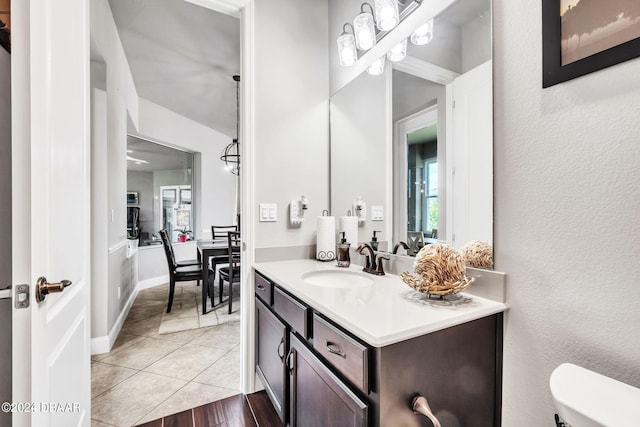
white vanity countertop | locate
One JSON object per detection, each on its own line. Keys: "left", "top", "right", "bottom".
{"left": 253, "top": 259, "right": 508, "bottom": 348}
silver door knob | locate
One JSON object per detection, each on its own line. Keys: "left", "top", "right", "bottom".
{"left": 35, "top": 276, "right": 72, "bottom": 302}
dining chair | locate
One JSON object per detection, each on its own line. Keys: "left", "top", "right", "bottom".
{"left": 159, "top": 229, "right": 201, "bottom": 269}
{"left": 407, "top": 231, "right": 425, "bottom": 256}
{"left": 218, "top": 231, "right": 241, "bottom": 314}
{"left": 160, "top": 229, "right": 213, "bottom": 313}
{"left": 209, "top": 225, "right": 238, "bottom": 280}
{"left": 211, "top": 225, "right": 238, "bottom": 239}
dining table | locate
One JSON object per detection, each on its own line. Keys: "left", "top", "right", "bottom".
{"left": 196, "top": 238, "right": 229, "bottom": 314}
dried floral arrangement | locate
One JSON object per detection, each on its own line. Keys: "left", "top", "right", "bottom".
{"left": 462, "top": 240, "right": 493, "bottom": 268}
{"left": 400, "top": 243, "right": 474, "bottom": 296}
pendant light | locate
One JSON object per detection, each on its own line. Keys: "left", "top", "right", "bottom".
{"left": 220, "top": 75, "right": 240, "bottom": 175}
{"left": 354, "top": 3, "right": 376, "bottom": 50}
{"left": 337, "top": 23, "right": 357, "bottom": 67}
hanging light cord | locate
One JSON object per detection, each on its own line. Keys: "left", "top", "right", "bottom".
{"left": 234, "top": 74, "right": 240, "bottom": 143}
{"left": 220, "top": 75, "right": 241, "bottom": 175}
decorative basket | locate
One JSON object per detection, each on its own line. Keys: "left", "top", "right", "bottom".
{"left": 462, "top": 240, "right": 493, "bottom": 269}
{"left": 401, "top": 243, "right": 474, "bottom": 297}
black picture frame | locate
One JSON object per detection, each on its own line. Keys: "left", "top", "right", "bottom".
{"left": 542, "top": 0, "right": 640, "bottom": 88}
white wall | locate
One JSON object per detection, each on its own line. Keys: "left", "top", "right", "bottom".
{"left": 494, "top": 0, "right": 640, "bottom": 423}
{"left": 90, "top": 84, "right": 110, "bottom": 338}
{"left": 460, "top": 8, "right": 491, "bottom": 74}
{"left": 254, "top": 0, "right": 330, "bottom": 251}
{"left": 330, "top": 69, "right": 390, "bottom": 246}
{"left": 392, "top": 71, "right": 445, "bottom": 122}
{"left": 90, "top": 0, "right": 140, "bottom": 342}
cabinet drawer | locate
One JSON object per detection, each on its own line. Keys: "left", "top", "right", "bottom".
{"left": 273, "top": 287, "right": 309, "bottom": 338}
{"left": 255, "top": 271, "right": 273, "bottom": 305}
{"left": 313, "top": 314, "right": 369, "bottom": 393}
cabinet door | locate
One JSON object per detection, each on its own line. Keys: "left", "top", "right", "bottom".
{"left": 288, "top": 334, "right": 368, "bottom": 427}
{"left": 256, "top": 298, "right": 288, "bottom": 424}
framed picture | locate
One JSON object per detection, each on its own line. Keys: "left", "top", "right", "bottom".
{"left": 176, "top": 209, "right": 190, "bottom": 227}
{"left": 542, "top": 0, "right": 640, "bottom": 88}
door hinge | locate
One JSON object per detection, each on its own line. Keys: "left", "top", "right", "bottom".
{"left": 15, "top": 284, "right": 30, "bottom": 308}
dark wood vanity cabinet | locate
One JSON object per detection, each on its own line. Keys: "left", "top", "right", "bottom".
{"left": 288, "top": 333, "right": 368, "bottom": 427}
{"left": 255, "top": 298, "right": 287, "bottom": 424}
{"left": 255, "top": 271, "right": 367, "bottom": 427}
{"left": 254, "top": 270, "right": 503, "bottom": 427}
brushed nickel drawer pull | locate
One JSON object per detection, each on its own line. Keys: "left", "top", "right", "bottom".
{"left": 257, "top": 284, "right": 265, "bottom": 290}
{"left": 277, "top": 337, "right": 285, "bottom": 362}
{"left": 326, "top": 341, "right": 346, "bottom": 358}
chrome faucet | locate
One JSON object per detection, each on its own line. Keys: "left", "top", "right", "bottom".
{"left": 356, "top": 243, "right": 389, "bottom": 275}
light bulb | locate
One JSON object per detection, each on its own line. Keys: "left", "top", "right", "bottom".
{"left": 337, "top": 33, "right": 357, "bottom": 67}
{"left": 374, "top": 0, "right": 399, "bottom": 31}
{"left": 411, "top": 19, "right": 434, "bottom": 45}
{"left": 354, "top": 12, "right": 376, "bottom": 50}
{"left": 387, "top": 39, "right": 407, "bottom": 62}
{"left": 367, "top": 56, "right": 385, "bottom": 75}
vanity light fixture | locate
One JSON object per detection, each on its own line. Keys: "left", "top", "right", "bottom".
{"left": 367, "top": 55, "right": 386, "bottom": 75}
{"left": 374, "top": 0, "right": 400, "bottom": 31}
{"left": 220, "top": 75, "right": 241, "bottom": 175}
{"left": 354, "top": 3, "right": 376, "bottom": 50}
{"left": 337, "top": 23, "right": 358, "bottom": 67}
{"left": 410, "top": 18, "right": 434, "bottom": 45}
{"left": 387, "top": 38, "right": 407, "bottom": 62}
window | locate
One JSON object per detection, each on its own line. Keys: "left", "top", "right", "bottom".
{"left": 126, "top": 135, "right": 195, "bottom": 245}
{"left": 424, "top": 158, "right": 438, "bottom": 234}
{"left": 406, "top": 125, "right": 438, "bottom": 237}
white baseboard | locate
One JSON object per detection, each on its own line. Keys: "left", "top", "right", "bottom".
{"left": 90, "top": 285, "right": 139, "bottom": 355}
{"left": 138, "top": 275, "right": 169, "bottom": 291}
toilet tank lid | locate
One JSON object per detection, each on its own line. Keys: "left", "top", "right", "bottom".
{"left": 550, "top": 363, "right": 640, "bottom": 427}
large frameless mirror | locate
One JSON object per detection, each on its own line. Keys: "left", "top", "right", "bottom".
{"left": 330, "top": 0, "right": 493, "bottom": 268}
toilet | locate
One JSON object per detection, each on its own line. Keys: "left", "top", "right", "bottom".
{"left": 550, "top": 363, "right": 640, "bottom": 426}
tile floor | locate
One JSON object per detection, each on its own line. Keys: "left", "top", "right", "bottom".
{"left": 91, "top": 281, "right": 241, "bottom": 427}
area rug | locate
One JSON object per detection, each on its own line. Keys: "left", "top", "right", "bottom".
{"left": 158, "top": 281, "right": 240, "bottom": 335}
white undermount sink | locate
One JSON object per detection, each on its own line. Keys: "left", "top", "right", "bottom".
{"left": 301, "top": 270, "right": 374, "bottom": 289}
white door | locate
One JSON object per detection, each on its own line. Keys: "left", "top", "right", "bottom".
{"left": 12, "top": 1, "right": 91, "bottom": 426}
{"left": 450, "top": 60, "right": 493, "bottom": 249}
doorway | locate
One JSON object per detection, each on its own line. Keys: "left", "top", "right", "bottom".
{"left": 393, "top": 105, "right": 440, "bottom": 248}
{"left": 89, "top": 0, "right": 245, "bottom": 424}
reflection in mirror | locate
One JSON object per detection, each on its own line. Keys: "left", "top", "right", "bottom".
{"left": 126, "top": 135, "right": 195, "bottom": 246}
{"left": 330, "top": 0, "right": 493, "bottom": 267}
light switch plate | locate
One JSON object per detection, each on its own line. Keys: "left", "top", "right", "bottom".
{"left": 259, "top": 203, "right": 277, "bottom": 222}
{"left": 372, "top": 205, "right": 384, "bottom": 221}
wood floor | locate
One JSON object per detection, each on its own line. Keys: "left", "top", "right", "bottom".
{"left": 135, "top": 391, "right": 284, "bottom": 427}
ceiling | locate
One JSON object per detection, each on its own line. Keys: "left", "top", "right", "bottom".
{"left": 127, "top": 135, "right": 193, "bottom": 173}
{"left": 108, "top": 0, "right": 240, "bottom": 137}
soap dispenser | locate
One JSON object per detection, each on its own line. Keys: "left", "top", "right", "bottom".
{"left": 370, "top": 230, "right": 381, "bottom": 251}
{"left": 336, "top": 232, "right": 351, "bottom": 268}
